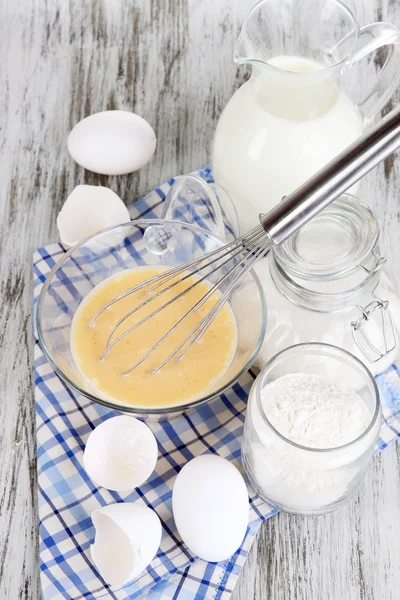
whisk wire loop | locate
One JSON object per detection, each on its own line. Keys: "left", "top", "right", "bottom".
{"left": 122, "top": 233, "right": 271, "bottom": 374}
{"left": 152, "top": 241, "right": 271, "bottom": 373}
{"left": 90, "top": 224, "right": 264, "bottom": 328}
{"left": 104, "top": 226, "right": 267, "bottom": 347}
{"left": 94, "top": 224, "right": 271, "bottom": 373}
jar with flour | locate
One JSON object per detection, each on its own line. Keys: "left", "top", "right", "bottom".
{"left": 235, "top": 194, "right": 400, "bottom": 375}
{"left": 242, "top": 343, "right": 381, "bottom": 514}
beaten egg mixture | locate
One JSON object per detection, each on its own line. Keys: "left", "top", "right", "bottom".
{"left": 71, "top": 267, "right": 237, "bottom": 408}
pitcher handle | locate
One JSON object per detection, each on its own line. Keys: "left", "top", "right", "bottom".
{"left": 343, "top": 22, "right": 400, "bottom": 125}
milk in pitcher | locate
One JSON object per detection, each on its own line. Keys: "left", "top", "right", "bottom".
{"left": 212, "top": 56, "right": 363, "bottom": 232}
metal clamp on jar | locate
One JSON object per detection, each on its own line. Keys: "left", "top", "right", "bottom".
{"left": 251, "top": 193, "right": 400, "bottom": 375}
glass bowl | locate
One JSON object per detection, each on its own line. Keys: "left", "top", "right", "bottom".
{"left": 36, "top": 220, "right": 267, "bottom": 419}
{"left": 242, "top": 342, "right": 381, "bottom": 514}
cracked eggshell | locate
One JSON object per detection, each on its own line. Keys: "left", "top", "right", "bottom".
{"left": 57, "top": 184, "right": 130, "bottom": 248}
{"left": 68, "top": 110, "right": 157, "bottom": 175}
{"left": 91, "top": 503, "right": 162, "bottom": 586}
{"left": 83, "top": 416, "right": 158, "bottom": 492}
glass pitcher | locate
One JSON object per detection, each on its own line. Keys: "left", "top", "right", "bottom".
{"left": 212, "top": 0, "right": 400, "bottom": 232}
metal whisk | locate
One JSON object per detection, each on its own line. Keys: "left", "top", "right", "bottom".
{"left": 92, "top": 106, "right": 400, "bottom": 374}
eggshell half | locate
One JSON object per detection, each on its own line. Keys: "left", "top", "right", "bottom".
{"left": 57, "top": 184, "right": 130, "bottom": 247}
{"left": 91, "top": 503, "right": 162, "bottom": 586}
{"left": 83, "top": 416, "right": 158, "bottom": 492}
{"left": 68, "top": 110, "right": 156, "bottom": 175}
{"left": 172, "top": 454, "right": 249, "bottom": 562}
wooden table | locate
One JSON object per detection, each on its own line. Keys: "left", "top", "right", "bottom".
{"left": 1, "top": 0, "right": 400, "bottom": 598}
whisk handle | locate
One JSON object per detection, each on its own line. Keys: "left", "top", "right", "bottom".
{"left": 261, "top": 106, "right": 400, "bottom": 245}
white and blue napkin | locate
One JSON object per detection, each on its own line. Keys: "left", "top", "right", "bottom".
{"left": 34, "top": 168, "right": 400, "bottom": 599}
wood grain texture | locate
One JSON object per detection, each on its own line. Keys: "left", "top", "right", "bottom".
{"left": 0, "top": 0, "right": 399, "bottom": 598}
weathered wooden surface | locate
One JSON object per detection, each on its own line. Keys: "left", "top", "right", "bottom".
{"left": 0, "top": 0, "right": 399, "bottom": 598}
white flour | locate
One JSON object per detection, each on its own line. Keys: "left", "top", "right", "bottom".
{"left": 245, "top": 373, "right": 380, "bottom": 513}
{"left": 263, "top": 373, "right": 370, "bottom": 449}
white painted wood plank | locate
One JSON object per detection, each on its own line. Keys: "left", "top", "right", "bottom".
{"left": 0, "top": 0, "right": 399, "bottom": 598}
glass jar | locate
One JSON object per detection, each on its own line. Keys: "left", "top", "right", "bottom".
{"left": 242, "top": 343, "right": 381, "bottom": 514}
{"left": 251, "top": 194, "right": 400, "bottom": 375}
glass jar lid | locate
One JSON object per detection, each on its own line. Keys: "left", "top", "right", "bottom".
{"left": 273, "top": 194, "right": 379, "bottom": 281}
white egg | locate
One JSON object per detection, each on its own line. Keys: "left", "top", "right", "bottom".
{"left": 91, "top": 503, "right": 162, "bottom": 586}
{"left": 68, "top": 110, "right": 156, "bottom": 175}
{"left": 56, "top": 184, "right": 130, "bottom": 247}
{"left": 83, "top": 416, "right": 158, "bottom": 492}
{"left": 172, "top": 455, "right": 249, "bottom": 562}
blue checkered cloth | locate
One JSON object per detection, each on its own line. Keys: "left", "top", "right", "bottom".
{"left": 34, "top": 168, "right": 400, "bottom": 600}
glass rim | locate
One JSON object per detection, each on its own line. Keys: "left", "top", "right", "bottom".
{"left": 235, "top": 0, "right": 360, "bottom": 74}
{"left": 36, "top": 218, "right": 268, "bottom": 416}
{"left": 272, "top": 194, "right": 380, "bottom": 282}
{"left": 270, "top": 254, "right": 380, "bottom": 313}
{"left": 254, "top": 342, "right": 381, "bottom": 453}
